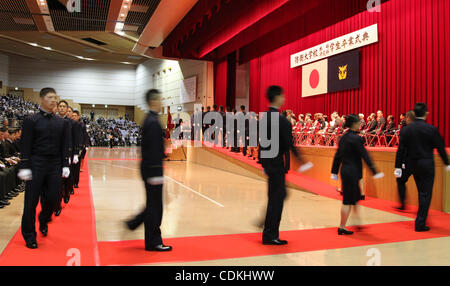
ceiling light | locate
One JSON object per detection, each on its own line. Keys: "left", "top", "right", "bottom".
{"left": 43, "top": 47, "right": 52, "bottom": 50}
{"left": 105, "top": 105, "right": 108, "bottom": 108}
{"left": 15, "top": 87, "right": 18, "bottom": 90}
{"left": 115, "top": 22, "right": 124, "bottom": 30}
{"left": 29, "top": 43, "right": 38, "bottom": 47}
{"left": 124, "top": 5, "right": 128, "bottom": 9}
{"left": 92, "top": 104, "right": 95, "bottom": 107}
{"left": 121, "top": 13, "right": 125, "bottom": 16}
{"left": 76, "top": 56, "right": 84, "bottom": 59}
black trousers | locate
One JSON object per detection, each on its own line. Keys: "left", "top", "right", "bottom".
{"left": 263, "top": 167, "right": 286, "bottom": 241}
{"left": 127, "top": 181, "right": 163, "bottom": 249}
{"left": 0, "top": 168, "right": 14, "bottom": 199}
{"left": 56, "top": 176, "right": 72, "bottom": 211}
{"left": 411, "top": 159, "right": 435, "bottom": 229}
{"left": 396, "top": 166, "right": 412, "bottom": 207}
{"left": 73, "top": 161, "right": 81, "bottom": 186}
{"left": 0, "top": 171, "right": 7, "bottom": 200}
{"left": 21, "top": 159, "right": 62, "bottom": 243}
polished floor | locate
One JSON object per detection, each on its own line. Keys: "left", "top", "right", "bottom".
{"left": 1, "top": 147, "right": 449, "bottom": 265}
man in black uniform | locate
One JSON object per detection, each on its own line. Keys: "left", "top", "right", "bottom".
{"left": 395, "top": 103, "right": 450, "bottom": 231}
{"left": 18, "top": 88, "right": 71, "bottom": 249}
{"left": 125, "top": 89, "right": 172, "bottom": 252}
{"left": 54, "top": 100, "right": 76, "bottom": 216}
{"left": 395, "top": 110, "right": 415, "bottom": 210}
{"left": 0, "top": 128, "right": 20, "bottom": 202}
{"left": 71, "top": 110, "right": 84, "bottom": 190}
{"left": 237, "top": 105, "right": 249, "bottom": 156}
{"left": 259, "top": 86, "right": 313, "bottom": 245}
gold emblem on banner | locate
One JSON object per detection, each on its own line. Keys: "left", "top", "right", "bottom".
{"left": 338, "top": 65, "right": 348, "bottom": 80}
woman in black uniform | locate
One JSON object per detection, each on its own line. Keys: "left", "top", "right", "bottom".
{"left": 331, "top": 114, "right": 384, "bottom": 235}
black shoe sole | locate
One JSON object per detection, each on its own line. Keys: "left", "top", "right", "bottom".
{"left": 26, "top": 242, "right": 38, "bottom": 249}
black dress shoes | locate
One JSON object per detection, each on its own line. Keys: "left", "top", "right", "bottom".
{"left": 125, "top": 220, "right": 139, "bottom": 231}
{"left": 0, "top": 204, "right": 4, "bottom": 209}
{"left": 263, "top": 239, "right": 288, "bottom": 245}
{"left": 70, "top": 190, "right": 75, "bottom": 195}
{"left": 415, "top": 226, "right": 430, "bottom": 232}
{"left": 338, "top": 228, "right": 354, "bottom": 235}
{"left": 55, "top": 209, "right": 61, "bottom": 216}
{"left": 26, "top": 241, "right": 38, "bottom": 249}
{"left": 146, "top": 244, "right": 172, "bottom": 252}
{"left": 0, "top": 200, "right": 10, "bottom": 205}
{"left": 74, "top": 185, "right": 79, "bottom": 189}
{"left": 64, "top": 196, "right": 70, "bottom": 204}
{"left": 39, "top": 225, "right": 48, "bottom": 237}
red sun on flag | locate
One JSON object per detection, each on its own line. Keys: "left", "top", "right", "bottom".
{"left": 302, "top": 59, "right": 328, "bottom": 97}
{"left": 309, "top": 69, "right": 320, "bottom": 89}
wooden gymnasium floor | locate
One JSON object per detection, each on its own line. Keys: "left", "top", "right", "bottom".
{"left": 0, "top": 147, "right": 450, "bottom": 266}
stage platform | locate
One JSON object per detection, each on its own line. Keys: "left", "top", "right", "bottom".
{"left": 184, "top": 142, "right": 450, "bottom": 212}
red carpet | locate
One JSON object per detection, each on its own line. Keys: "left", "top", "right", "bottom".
{"left": 0, "top": 158, "right": 99, "bottom": 266}
{"left": 98, "top": 219, "right": 450, "bottom": 266}
{"left": 1, "top": 146, "right": 449, "bottom": 266}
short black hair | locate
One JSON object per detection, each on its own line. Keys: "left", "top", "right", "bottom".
{"left": 58, "top": 100, "right": 69, "bottom": 107}
{"left": 219, "top": 105, "right": 224, "bottom": 111}
{"left": 145, "top": 89, "right": 161, "bottom": 103}
{"left": 344, "top": 114, "right": 359, "bottom": 128}
{"left": 406, "top": 110, "right": 416, "bottom": 120}
{"left": 414, "top": 102, "right": 427, "bottom": 117}
{"left": 67, "top": 106, "right": 73, "bottom": 111}
{"left": 240, "top": 105, "right": 245, "bottom": 111}
{"left": 40, "top": 87, "right": 56, "bottom": 97}
{"left": 267, "top": 85, "right": 283, "bottom": 103}
{"left": 73, "top": 110, "right": 80, "bottom": 116}
{"left": 213, "top": 104, "right": 217, "bottom": 110}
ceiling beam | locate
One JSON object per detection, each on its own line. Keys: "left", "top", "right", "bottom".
{"left": 25, "top": 0, "right": 55, "bottom": 32}
{"left": 132, "top": 0, "right": 198, "bottom": 57}
{"left": 106, "top": 0, "right": 125, "bottom": 32}
{"left": 0, "top": 48, "right": 39, "bottom": 60}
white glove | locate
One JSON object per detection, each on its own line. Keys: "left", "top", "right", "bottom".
{"left": 331, "top": 174, "right": 339, "bottom": 181}
{"left": 62, "top": 167, "right": 70, "bottom": 178}
{"left": 394, "top": 168, "right": 402, "bottom": 178}
{"left": 68, "top": 157, "right": 71, "bottom": 165}
{"left": 446, "top": 165, "right": 450, "bottom": 172}
{"left": 298, "top": 162, "right": 314, "bottom": 173}
{"left": 373, "top": 172, "right": 385, "bottom": 180}
{"left": 18, "top": 169, "right": 32, "bottom": 181}
{"left": 73, "top": 155, "right": 79, "bottom": 164}
{"left": 0, "top": 162, "right": 5, "bottom": 169}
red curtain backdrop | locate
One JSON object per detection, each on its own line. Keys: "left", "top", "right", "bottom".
{"left": 214, "top": 59, "right": 227, "bottom": 108}
{"left": 249, "top": 0, "right": 450, "bottom": 145}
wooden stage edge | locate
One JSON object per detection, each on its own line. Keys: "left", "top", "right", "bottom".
{"left": 179, "top": 142, "right": 449, "bottom": 212}
{"left": 293, "top": 146, "right": 450, "bottom": 213}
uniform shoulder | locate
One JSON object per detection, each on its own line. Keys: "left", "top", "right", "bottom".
{"left": 24, "top": 113, "right": 41, "bottom": 123}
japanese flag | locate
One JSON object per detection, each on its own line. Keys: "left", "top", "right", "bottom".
{"left": 302, "top": 59, "right": 328, "bottom": 97}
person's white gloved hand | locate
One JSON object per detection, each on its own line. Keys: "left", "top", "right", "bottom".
{"left": 298, "top": 162, "right": 314, "bottom": 173}
{"left": 394, "top": 168, "right": 402, "bottom": 178}
{"left": 373, "top": 172, "right": 385, "bottom": 180}
{"left": 73, "top": 155, "right": 79, "bottom": 164}
{"left": 62, "top": 167, "right": 70, "bottom": 178}
{"left": 18, "top": 169, "right": 32, "bottom": 181}
{"left": 331, "top": 174, "right": 339, "bottom": 181}
{"left": 446, "top": 165, "right": 450, "bottom": 172}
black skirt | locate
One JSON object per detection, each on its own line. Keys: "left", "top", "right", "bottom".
{"left": 340, "top": 166, "right": 362, "bottom": 205}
